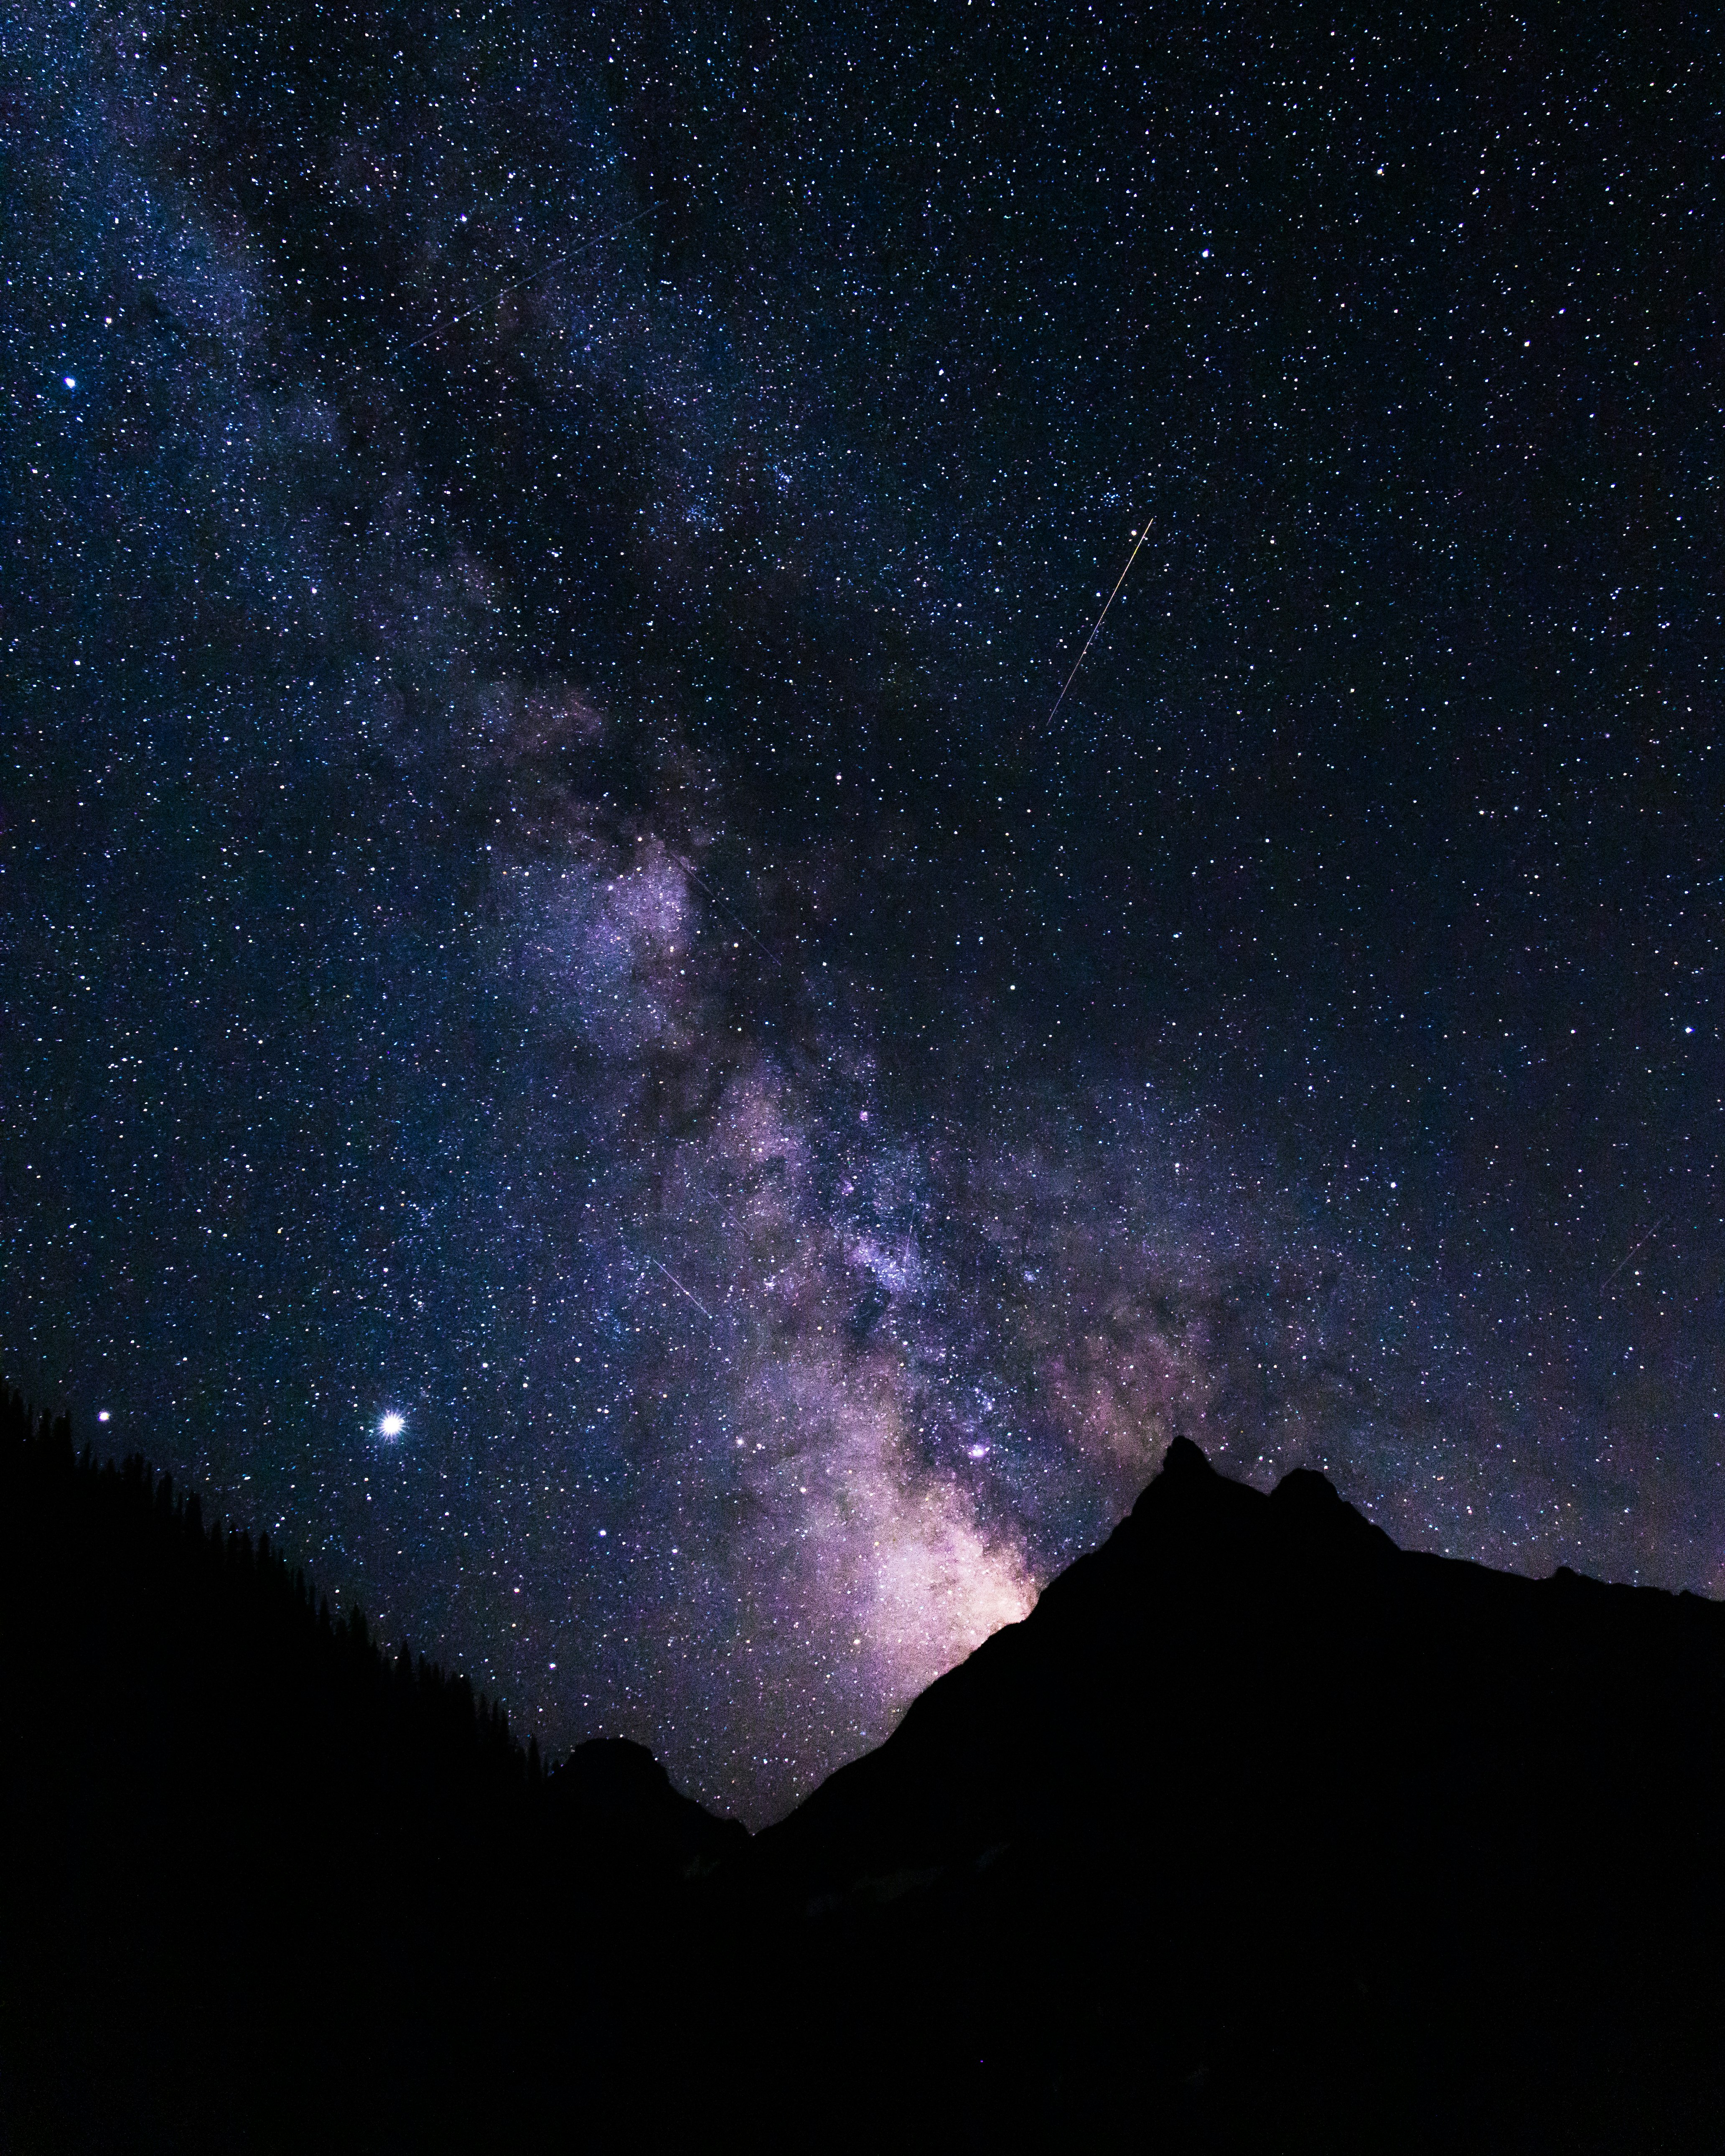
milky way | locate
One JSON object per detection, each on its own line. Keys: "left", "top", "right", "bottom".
{"left": 5, "top": 0, "right": 1720, "bottom": 1819}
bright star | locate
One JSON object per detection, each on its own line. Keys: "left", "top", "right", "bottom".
{"left": 378, "top": 1412, "right": 405, "bottom": 1439}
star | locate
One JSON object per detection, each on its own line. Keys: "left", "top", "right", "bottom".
{"left": 6, "top": 3, "right": 1713, "bottom": 1829}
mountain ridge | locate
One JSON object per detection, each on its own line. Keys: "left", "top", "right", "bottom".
{"left": 8, "top": 1394, "right": 1725, "bottom": 2150}
{"left": 758, "top": 1426, "right": 1721, "bottom": 1885}
{"left": 718, "top": 1431, "right": 1725, "bottom": 2148}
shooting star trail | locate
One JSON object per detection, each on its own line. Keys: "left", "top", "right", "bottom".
{"left": 1600, "top": 1216, "right": 1665, "bottom": 1295}
{"left": 668, "top": 849, "right": 774, "bottom": 961}
{"left": 642, "top": 1254, "right": 716, "bottom": 1322}
{"left": 1045, "top": 517, "right": 1155, "bottom": 728}
{"left": 401, "top": 208, "right": 654, "bottom": 353}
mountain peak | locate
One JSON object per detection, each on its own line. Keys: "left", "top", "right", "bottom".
{"left": 1160, "top": 1431, "right": 1215, "bottom": 1482}
{"left": 1269, "top": 1462, "right": 1340, "bottom": 1508}
{"left": 1128, "top": 1429, "right": 1218, "bottom": 1522}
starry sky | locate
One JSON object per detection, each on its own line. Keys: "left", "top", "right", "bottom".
{"left": 5, "top": 0, "right": 1720, "bottom": 1822}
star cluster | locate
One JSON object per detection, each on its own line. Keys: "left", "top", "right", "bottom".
{"left": 3, "top": 0, "right": 1719, "bottom": 1819}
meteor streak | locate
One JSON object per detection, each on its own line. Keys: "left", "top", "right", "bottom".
{"left": 668, "top": 849, "right": 773, "bottom": 961}
{"left": 643, "top": 1253, "right": 716, "bottom": 1322}
{"left": 402, "top": 207, "right": 654, "bottom": 353}
{"left": 1045, "top": 518, "right": 1155, "bottom": 728}
{"left": 1600, "top": 1216, "right": 1665, "bottom": 1296}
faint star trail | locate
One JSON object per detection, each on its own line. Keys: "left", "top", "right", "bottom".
{"left": 1045, "top": 518, "right": 1155, "bottom": 728}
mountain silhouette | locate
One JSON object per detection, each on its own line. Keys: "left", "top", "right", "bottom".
{"left": 699, "top": 1433, "right": 1725, "bottom": 2150}
{"left": 7, "top": 1397, "right": 1725, "bottom": 2152}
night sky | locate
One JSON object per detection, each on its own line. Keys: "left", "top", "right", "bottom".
{"left": 5, "top": 0, "right": 1720, "bottom": 1822}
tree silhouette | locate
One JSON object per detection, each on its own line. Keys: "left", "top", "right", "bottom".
{"left": 0, "top": 1388, "right": 742, "bottom": 2153}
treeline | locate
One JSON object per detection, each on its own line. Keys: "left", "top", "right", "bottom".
{"left": 0, "top": 1395, "right": 739, "bottom": 2154}
{"left": 0, "top": 1393, "right": 539, "bottom": 1793}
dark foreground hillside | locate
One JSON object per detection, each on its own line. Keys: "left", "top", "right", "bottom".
{"left": 7, "top": 1396, "right": 1725, "bottom": 2152}
{"left": 0, "top": 1397, "right": 739, "bottom": 2153}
